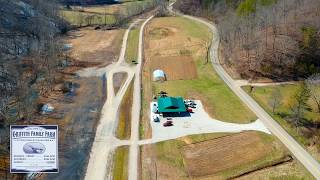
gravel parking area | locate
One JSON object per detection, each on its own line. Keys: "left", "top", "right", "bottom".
{"left": 148, "top": 100, "right": 270, "bottom": 143}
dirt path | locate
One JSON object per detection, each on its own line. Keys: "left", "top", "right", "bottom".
{"left": 82, "top": 19, "right": 140, "bottom": 180}
{"left": 128, "top": 16, "right": 154, "bottom": 180}
{"left": 170, "top": 3, "right": 320, "bottom": 179}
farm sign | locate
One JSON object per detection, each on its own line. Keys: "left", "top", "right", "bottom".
{"left": 10, "top": 125, "right": 58, "bottom": 173}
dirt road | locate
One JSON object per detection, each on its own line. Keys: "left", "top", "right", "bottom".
{"left": 83, "top": 20, "right": 140, "bottom": 180}
{"left": 170, "top": 4, "right": 320, "bottom": 179}
{"left": 128, "top": 16, "right": 154, "bottom": 180}
{"left": 82, "top": 14, "right": 154, "bottom": 179}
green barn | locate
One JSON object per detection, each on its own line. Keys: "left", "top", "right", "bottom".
{"left": 157, "top": 97, "right": 186, "bottom": 115}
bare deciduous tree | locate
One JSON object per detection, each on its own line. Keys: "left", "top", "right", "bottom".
{"left": 306, "top": 73, "right": 320, "bottom": 113}
{"left": 268, "top": 87, "right": 282, "bottom": 114}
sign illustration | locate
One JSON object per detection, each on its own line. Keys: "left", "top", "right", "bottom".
{"left": 10, "top": 125, "right": 58, "bottom": 173}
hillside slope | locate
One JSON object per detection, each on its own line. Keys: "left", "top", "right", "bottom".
{"left": 0, "top": 0, "right": 67, "bottom": 129}
{"left": 174, "top": 0, "right": 320, "bottom": 81}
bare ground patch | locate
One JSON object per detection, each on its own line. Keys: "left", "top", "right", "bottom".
{"left": 66, "top": 27, "right": 124, "bottom": 66}
{"left": 150, "top": 56, "right": 197, "bottom": 81}
{"left": 113, "top": 72, "right": 128, "bottom": 95}
{"left": 148, "top": 27, "right": 175, "bottom": 39}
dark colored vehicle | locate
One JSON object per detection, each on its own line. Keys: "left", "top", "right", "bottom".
{"left": 163, "top": 120, "right": 173, "bottom": 127}
{"left": 166, "top": 117, "right": 173, "bottom": 120}
{"left": 187, "top": 108, "right": 193, "bottom": 113}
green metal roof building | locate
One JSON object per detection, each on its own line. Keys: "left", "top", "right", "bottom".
{"left": 157, "top": 97, "right": 186, "bottom": 113}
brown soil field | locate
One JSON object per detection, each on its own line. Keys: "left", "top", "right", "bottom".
{"left": 113, "top": 72, "right": 128, "bottom": 95}
{"left": 150, "top": 56, "right": 197, "bottom": 81}
{"left": 182, "top": 132, "right": 271, "bottom": 177}
{"left": 65, "top": 27, "right": 124, "bottom": 66}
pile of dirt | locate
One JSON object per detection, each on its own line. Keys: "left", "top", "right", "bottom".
{"left": 150, "top": 56, "right": 197, "bottom": 81}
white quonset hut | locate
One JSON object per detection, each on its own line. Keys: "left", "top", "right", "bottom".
{"left": 153, "top": 69, "right": 166, "bottom": 82}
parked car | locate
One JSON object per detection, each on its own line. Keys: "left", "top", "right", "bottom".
{"left": 152, "top": 104, "right": 158, "bottom": 113}
{"left": 185, "top": 100, "right": 196, "bottom": 107}
{"left": 187, "top": 108, "right": 193, "bottom": 113}
{"left": 163, "top": 120, "right": 173, "bottom": 127}
{"left": 166, "top": 117, "right": 172, "bottom": 120}
{"left": 153, "top": 115, "right": 160, "bottom": 122}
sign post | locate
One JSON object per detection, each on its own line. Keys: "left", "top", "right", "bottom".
{"left": 10, "top": 125, "right": 58, "bottom": 173}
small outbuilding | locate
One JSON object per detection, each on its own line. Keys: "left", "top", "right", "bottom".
{"left": 153, "top": 69, "right": 166, "bottom": 82}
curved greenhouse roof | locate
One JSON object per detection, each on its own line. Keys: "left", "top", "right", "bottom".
{"left": 153, "top": 69, "right": 165, "bottom": 81}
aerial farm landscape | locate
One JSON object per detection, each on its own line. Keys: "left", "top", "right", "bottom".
{"left": 0, "top": 0, "right": 320, "bottom": 180}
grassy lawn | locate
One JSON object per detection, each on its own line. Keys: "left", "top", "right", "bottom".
{"left": 125, "top": 23, "right": 141, "bottom": 63}
{"left": 60, "top": 0, "right": 155, "bottom": 27}
{"left": 153, "top": 59, "right": 257, "bottom": 123}
{"left": 113, "top": 146, "right": 129, "bottom": 180}
{"left": 149, "top": 17, "right": 256, "bottom": 123}
{"left": 60, "top": 10, "right": 116, "bottom": 26}
{"left": 80, "top": 0, "right": 154, "bottom": 14}
{"left": 116, "top": 81, "right": 133, "bottom": 140}
{"left": 243, "top": 84, "right": 320, "bottom": 161}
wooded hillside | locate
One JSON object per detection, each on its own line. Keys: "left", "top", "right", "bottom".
{"left": 175, "top": 0, "right": 320, "bottom": 81}
{"left": 0, "top": 0, "right": 67, "bottom": 137}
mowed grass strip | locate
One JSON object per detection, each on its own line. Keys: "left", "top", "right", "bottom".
{"left": 125, "top": 24, "right": 140, "bottom": 63}
{"left": 243, "top": 84, "right": 320, "bottom": 161}
{"left": 113, "top": 146, "right": 129, "bottom": 180}
{"left": 116, "top": 80, "right": 133, "bottom": 140}
{"left": 146, "top": 17, "right": 256, "bottom": 123}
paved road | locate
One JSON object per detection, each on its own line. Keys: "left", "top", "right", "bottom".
{"left": 171, "top": 5, "right": 320, "bottom": 179}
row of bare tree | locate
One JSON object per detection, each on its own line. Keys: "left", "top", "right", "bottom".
{"left": 175, "top": 0, "right": 320, "bottom": 81}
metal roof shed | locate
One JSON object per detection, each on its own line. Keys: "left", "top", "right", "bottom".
{"left": 157, "top": 97, "right": 186, "bottom": 113}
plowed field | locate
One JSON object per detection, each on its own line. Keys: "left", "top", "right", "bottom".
{"left": 150, "top": 56, "right": 197, "bottom": 80}
{"left": 182, "top": 131, "right": 271, "bottom": 177}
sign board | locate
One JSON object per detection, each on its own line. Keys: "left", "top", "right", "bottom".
{"left": 10, "top": 125, "right": 58, "bottom": 173}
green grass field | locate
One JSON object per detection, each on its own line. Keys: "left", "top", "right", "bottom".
{"left": 60, "top": 10, "right": 116, "bottom": 26}
{"left": 243, "top": 84, "right": 320, "bottom": 161}
{"left": 149, "top": 17, "right": 256, "bottom": 123}
{"left": 125, "top": 23, "right": 141, "bottom": 63}
{"left": 113, "top": 146, "right": 129, "bottom": 180}
{"left": 60, "top": 0, "right": 155, "bottom": 27}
